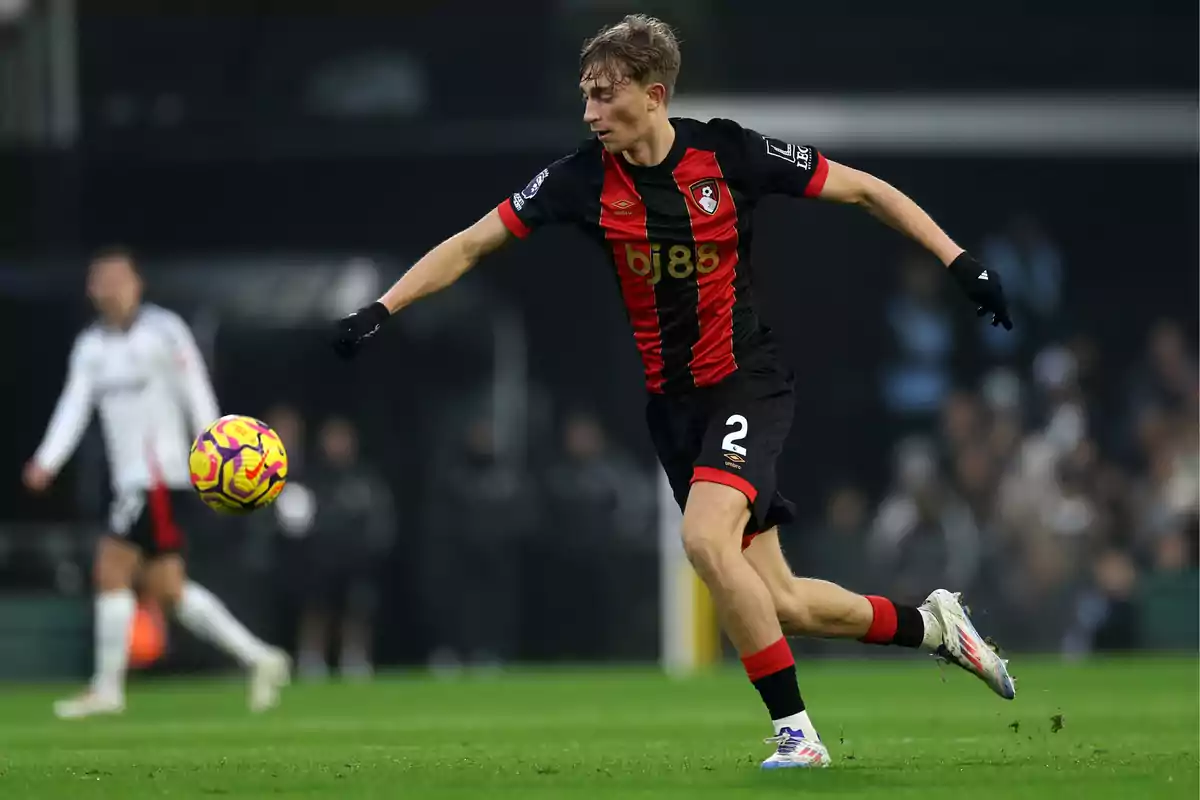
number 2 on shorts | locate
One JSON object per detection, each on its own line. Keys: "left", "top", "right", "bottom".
{"left": 722, "top": 414, "right": 748, "bottom": 456}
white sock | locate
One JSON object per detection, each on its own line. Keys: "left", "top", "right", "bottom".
{"left": 176, "top": 582, "right": 270, "bottom": 668}
{"left": 91, "top": 589, "right": 135, "bottom": 698}
{"left": 772, "top": 710, "right": 819, "bottom": 741}
{"left": 919, "top": 607, "right": 944, "bottom": 650}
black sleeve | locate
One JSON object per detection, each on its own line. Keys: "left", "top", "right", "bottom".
{"left": 496, "top": 151, "right": 589, "bottom": 238}
{"left": 710, "top": 118, "right": 829, "bottom": 202}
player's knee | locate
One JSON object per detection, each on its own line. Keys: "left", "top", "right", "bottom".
{"left": 680, "top": 524, "right": 729, "bottom": 575}
{"left": 93, "top": 538, "right": 137, "bottom": 592}
{"left": 143, "top": 556, "right": 187, "bottom": 608}
{"left": 155, "top": 580, "right": 186, "bottom": 609}
{"left": 680, "top": 483, "right": 750, "bottom": 575}
{"left": 92, "top": 559, "right": 128, "bottom": 593}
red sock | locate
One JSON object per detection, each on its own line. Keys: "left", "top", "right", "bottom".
{"left": 741, "top": 637, "right": 804, "bottom": 720}
{"left": 861, "top": 596, "right": 898, "bottom": 644}
{"left": 861, "top": 595, "right": 925, "bottom": 648}
{"left": 740, "top": 636, "right": 795, "bottom": 681}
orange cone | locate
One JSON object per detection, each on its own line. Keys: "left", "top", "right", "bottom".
{"left": 128, "top": 601, "right": 166, "bottom": 668}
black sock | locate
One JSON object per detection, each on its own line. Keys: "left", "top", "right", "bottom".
{"left": 863, "top": 595, "right": 927, "bottom": 648}
{"left": 752, "top": 665, "right": 805, "bottom": 720}
{"left": 893, "top": 605, "right": 926, "bottom": 648}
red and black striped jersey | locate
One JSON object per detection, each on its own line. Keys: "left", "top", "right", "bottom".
{"left": 496, "top": 117, "right": 829, "bottom": 395}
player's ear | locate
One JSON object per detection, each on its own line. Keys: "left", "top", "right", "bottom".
{"left": 645, "top": 81, "right": 667, "bottom": 111}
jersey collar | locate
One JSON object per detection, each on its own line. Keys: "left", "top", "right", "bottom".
{"left": 616, "top": 119, "right": 688, "bottom": 176}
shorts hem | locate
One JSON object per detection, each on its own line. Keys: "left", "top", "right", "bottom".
{"left": 690, "top": 466, "right": 758, "bottom": 503}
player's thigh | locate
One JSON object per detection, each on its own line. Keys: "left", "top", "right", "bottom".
{"left": 93, "top": 534, "right": 142, "bottom": 591}
{"left": 696, "top": 377, "right": 796, "bottom": 538}
{"left": 680, "top": 480, "right": 753, "bottom": 559}
{"left": 142, "top": 553, "right": 187, "bottom": 606}
{"left": 742, "top": 526, "right": 798, "bottom": 600}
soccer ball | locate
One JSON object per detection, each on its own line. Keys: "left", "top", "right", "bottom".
{"left": 189, "top": 414, "right": 288, "bottom": 513}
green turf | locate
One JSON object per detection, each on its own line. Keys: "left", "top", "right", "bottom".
{"left": 0, "top": 656, "right": 1195, "bottom": 798}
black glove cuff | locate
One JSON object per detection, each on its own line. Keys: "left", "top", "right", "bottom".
{"left": 947, "top": 251, "right": 979, "bottom": 281}
{"left": 361, "top": 301, "right": 391, "bottom": 328}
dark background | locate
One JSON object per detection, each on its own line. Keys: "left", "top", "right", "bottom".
{"left": 0, "top": 2, "right": 1195, "bottom": 675}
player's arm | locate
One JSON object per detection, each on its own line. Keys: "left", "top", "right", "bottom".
{"left": 333, "top": 154, "right": 583, "bottom": 358}
{"left": 330, "top": 209, "right": 513, "bottom": 358}
{"left": 25, "top": 337, "right": 96, "bottom": 491}
{"left": 815, "top": 161, "right": 963, "bottom": 267}
{"left": 162, "top": 313, "right": 221, "bottom": 434}
{"left": 379, "top": 208, "right": 513, "bottom": 315}
{"left": 815, "top": 160, "right": 1011, "bottom": 329}
{"left": 734, "top": 121, "right": 1013, "bottom": 330}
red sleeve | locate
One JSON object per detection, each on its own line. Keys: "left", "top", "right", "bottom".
{"left": 802, "top": 152, "right": 829, "bottom": 198}
{"left": 497, "top": 197, "right": 531, "bottom": 239}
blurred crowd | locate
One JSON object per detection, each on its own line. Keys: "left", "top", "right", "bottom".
{"left": 798, "top": 217, "right": 1198, "bottom": 656}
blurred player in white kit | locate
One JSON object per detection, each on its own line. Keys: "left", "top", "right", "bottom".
{"left": 22, "top": 247, "right": 290, "bottom": 718}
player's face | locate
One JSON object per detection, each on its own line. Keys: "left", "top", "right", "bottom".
{"left": 581, "top": 69, "right": 660, "bottom": 153}
{"left": 87, "top": 256, "right": 142, "bottom": 323}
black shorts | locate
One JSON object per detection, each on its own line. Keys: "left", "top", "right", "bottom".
{"left": 108, "top": 487, "right": 198, "bottom": 557}
{"left": 646, "top": 364, "right": 797, "bottom": 547}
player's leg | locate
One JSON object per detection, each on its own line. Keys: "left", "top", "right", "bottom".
{"left": 145, "top": 553, "right": 291, "bottom": 710}
{"left": 142, "top": 488, "right": 290, "bottom": 710}
{"left": 648, "top": 390, "right": 828, "bottom": 769}
{"left": 744, "top": 527, "right": 1016, "bottom": 699}
{"left": 744, "top": 527, "right": 936, "bottom": 643}
{"left": 681, "top": 482, "right": 784, "bottom": 653}
{"left": 143, "top": 554, "right": 268, "bottom": 666}
{"left": 683, "top": 482, "right": 828, "bottom": 768}
{"left": 53, "top": 534, "right": 141, "bottom": 718}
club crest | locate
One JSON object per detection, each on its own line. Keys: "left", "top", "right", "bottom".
{"left": 689, "top": 179, "right": 720, "bottom": 215}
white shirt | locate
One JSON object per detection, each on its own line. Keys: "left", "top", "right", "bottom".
{"left": 33, "top": 303, "right": 221, "bottom": 495}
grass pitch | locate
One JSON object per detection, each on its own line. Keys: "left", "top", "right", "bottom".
{"left": 0, "top": 656, "right": 1195, "bottom": 798}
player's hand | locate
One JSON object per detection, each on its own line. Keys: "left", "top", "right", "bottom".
{"left": 22, "top": 461, "right": 53, "bottom": 493}
{"left": 947, "top": 251, "right": 1013, "bottom": 330}
{"left": 332, "top": 301, "right": 391, "bottom": 359}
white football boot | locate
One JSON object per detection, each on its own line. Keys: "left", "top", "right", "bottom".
{"left": 921, "top": 589, "right": 1016, "bottom": 700}
{"left": 53, "top": 690, "right": 125, "bottom": 720}
{"left": 248, "top": 647, "right": 291, "bottom": 712}
{"left": 760, "top": 727, "right": 833, "bottom": 769}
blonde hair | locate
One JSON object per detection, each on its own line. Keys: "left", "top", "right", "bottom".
{"left": 580, "top": 15, "right": 682, "bottom": 102}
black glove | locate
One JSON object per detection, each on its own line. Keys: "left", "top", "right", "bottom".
{"left": 332, "top": 301, "right": 391, "bottom": 359}
{"left": 947, "top": 252, "right": 1012, "bottom": 330}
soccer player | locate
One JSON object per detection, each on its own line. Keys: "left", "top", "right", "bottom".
{"left": 23, "top": 247, "right": 291, "bottom": 719}
{"left": 332, "top": 15, "right": 1015, "bottom": 768}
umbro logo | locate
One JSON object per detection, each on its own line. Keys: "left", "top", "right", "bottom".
{"left": 978, "top": 271, "right": 989, "bottom": 280}
{"left": 609, "top": 198, "right": 638, "bottom": 216}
